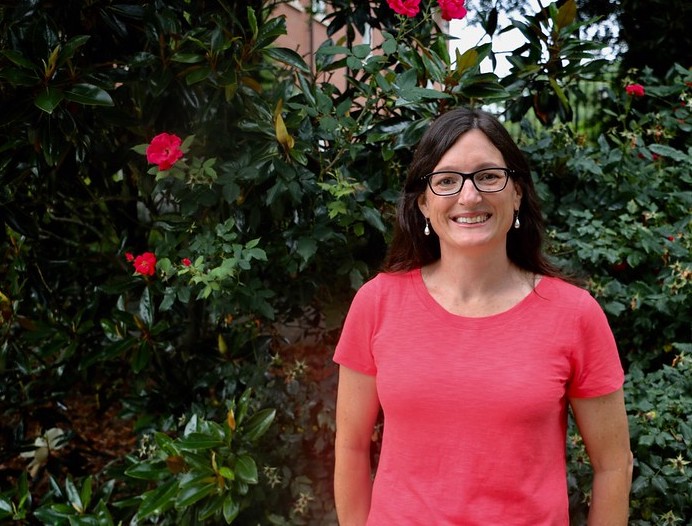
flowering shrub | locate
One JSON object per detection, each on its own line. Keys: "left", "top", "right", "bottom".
{"left": 625, "top": 83, "right": 646, "bottom": 97}
{"left": 145, "top": 132, "right": 184, "bottom": 170}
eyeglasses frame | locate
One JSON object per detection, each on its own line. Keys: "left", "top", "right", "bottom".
{"left": 421, "top": 167, "right": 516, "bottom": 195}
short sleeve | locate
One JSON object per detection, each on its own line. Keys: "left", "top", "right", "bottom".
{"left": 567, "top": 292, "right": 625, "bottom": 398}
{"left": 333, "top": 277, "right": 380, "bottom": 375}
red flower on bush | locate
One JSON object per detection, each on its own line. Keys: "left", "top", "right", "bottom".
{"left": 438, "top": 0, "right": 467, "bottom": 21}
{"left": 625, "top": 83, "right": 645, "bottom": 97}
{"left": 132, "top": 252, "right": 157, "bottom": 276}
{"left": 181, "top": 257, "right": 192, "bottom": 267}
{"left": 386, "top": 0, "right": 467, "bottom": 20}
{"left": 386, "top": 0, "right": 421, "bottom": 17}
{"left": 125, "top": 252, "right": 135, "bottom": 262}
{"left": 146, "top": 132, "right": 183, "bottom": 170}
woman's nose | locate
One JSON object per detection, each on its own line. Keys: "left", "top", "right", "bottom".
{"left": 456, "top": 179, "right": 482, "bottom": 204}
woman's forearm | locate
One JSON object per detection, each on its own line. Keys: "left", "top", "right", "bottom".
{"left": 587, "top": 460, "right": 633, "bottom": 526}
{"left": 334, "top": 445, "right": 373, "bottom": 526}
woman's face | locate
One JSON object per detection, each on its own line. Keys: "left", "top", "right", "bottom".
{"left": 417, "top": 129, "right": 522, "bottom": 257}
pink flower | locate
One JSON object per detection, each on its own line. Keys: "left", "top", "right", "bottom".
{"left": 146, "top": 132, "right": 183, "bottom": 170}
{"left": 181, "top": 257, "right": 192, "bottom": 267}
{"left": 133, "top": 252, "right": 157, "bottom": 276}
{"left": 437, "top": 0, "right": 467, "bottom": 21}
{"left": 125, "top": 252, "right": 135, "bottom": 262}
{"left": 625, "top": 83, "right": 645, "bottom": 97}
{"left": 386, "top": 0, "right": 421, "bottom": 17}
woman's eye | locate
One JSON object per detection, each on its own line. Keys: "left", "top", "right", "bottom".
{"left": 477, "top": 171, "right": 500, "bottom": 182}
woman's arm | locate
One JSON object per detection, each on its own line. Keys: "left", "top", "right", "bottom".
{"left": 334, "top": 366, "right": 380, "bottom": 526}
{"left": 570, "top": 387, "right": 633, "bottom": 526}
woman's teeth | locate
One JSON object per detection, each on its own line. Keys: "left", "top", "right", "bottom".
{"left": 454, "top": 214, "right": 490, "bottom": 224}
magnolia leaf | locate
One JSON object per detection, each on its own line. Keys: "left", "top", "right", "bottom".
{"left": 64, "top": 83, "right": 113, "bottom": 106}
{"left": 263, "top": 47, "right": 310, "bottom": 73}
{"left": 137, "top": 479, "right": 178, "bottom": 519}
{"left": 34, "top": 87, "right": 64, "bottom": 114}
{"left": 275, "top": 111, "right": 294, "bottom": 151}
{"left": 549, "top": 77, "right": 570, "bottom": 111}
{"left": 556, "top": 0, "right": 577, "bottom": 30}
{"left": 455, "top": 47, "right": 479, "bottom": 74}
{"left": 235, "top": 455, "right": 258, "bottom": 484}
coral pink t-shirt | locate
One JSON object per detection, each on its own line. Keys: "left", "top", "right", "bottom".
{"left": 334, "top": 270, "right": 624, "bottom": 525}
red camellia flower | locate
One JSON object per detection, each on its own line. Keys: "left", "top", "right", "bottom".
{"left": 146, "top": 132, "right": 184, "bottom": 170}
{"left": 181, "top": 257, "right": 192, "bottom": 267}
{"left": 133, "top": 252, "right": 157, "bottom": 276}
{"left": 125, "top": 252, "right": 135, "bottom": 262}
{"left": 437, "top": 0, "right": 467, "bottom": 20}
{"left": 625, "top": 83, "right": 645, "bottom": 97}
{"left": 386, "top": 0, "right": 421, "bottom": 17}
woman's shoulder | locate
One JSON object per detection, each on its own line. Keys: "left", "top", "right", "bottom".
{"left": 355, "top": 269, "right": 419, "bottom": 297}
{"left": 536, "top": 275, "right": 602, "bottom": 312}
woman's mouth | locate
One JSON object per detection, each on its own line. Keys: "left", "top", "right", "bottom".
{"left": 453, "top": 213, "right": 490, "bottom": 225}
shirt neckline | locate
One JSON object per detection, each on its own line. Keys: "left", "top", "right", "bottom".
{"left": 410, "top": 267, "right": 550, "bottom": 327}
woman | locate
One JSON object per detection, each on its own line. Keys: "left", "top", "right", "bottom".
{"left": 333, "top": 108, "right": 632, "bottom": 525}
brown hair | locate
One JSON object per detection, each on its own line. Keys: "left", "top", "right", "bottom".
{"left": 382, "top": 107, "right": 563, "bottom": 278}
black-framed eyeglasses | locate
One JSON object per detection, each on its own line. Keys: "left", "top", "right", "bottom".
{"left": 422, "top": 168, "right": 514, "bottom": 196}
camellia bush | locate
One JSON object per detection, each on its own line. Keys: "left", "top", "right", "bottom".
{"left": 0, "top": 0, "right": 689, "bottom": 523}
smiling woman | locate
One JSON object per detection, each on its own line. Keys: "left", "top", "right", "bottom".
{"left": 333, "top": 107, "right": 633, "bottom": 526}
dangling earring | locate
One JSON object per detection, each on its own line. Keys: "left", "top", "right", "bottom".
{"left": 424, "top": 218, "right": 431, "bottom": 236}
{"left": 513, "top": 211, "right": 521, "bottom": 229}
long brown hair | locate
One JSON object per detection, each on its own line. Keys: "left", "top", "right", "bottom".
{"left": 382, "top": 107, "right": 563, "bottom": 278}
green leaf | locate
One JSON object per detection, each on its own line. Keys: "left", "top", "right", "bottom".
{"left": 186, "top": 66, "right": 212, "bottom": 85}
{"left": 124, "top": 460, "right": 169, "bottom": 480}
{"left": 137, "top": 479, "right": 178, "bottom": 519}
{"left": 247, "top": 6, "right": 258, "bottom": 41}
{"left": 171, "top": 53, "right": 204, "bottom": 64}
{"left": 64, "top": 84, "right": 113, "bottom": 106}
{"left": 263, "top": 47, "right": 310, "bottom": 73}
{"left": 178, "top": 433, "right": 224, "bottom": 450}
{"left": 35, "top": 87, "right": 64, "bottom": 114}
{"left": 235, "top": 455, "right": 258, "bottom": 484}
{"left": 80, "top": 476, "right": 93, "bottom": 512}
{"left": 556, "top": 0, "right": 577, "bottom": 29}
{"left": 1, "top": 49, "right": 35, "bottom": 69}
{"left": 58, "top": 35, "right": 91, "bottom": 66}
{"left": 242, "top": 408, "right": 276, "bottom": 441}
{"left": 176, "top": 481, "right": 216, "bottom": 508}
{"left": 649, "top": 144, "right": 687, "bottom": 162}
{"left": 138, "top": 287, "right": 153, "bottom": 327}
{"left": 65, "top": 477, "right": 83, "bottom": 513}
{"left": 223, "top": 496, "right": 240, "bottom": 523}
{"left": 295, "top": 237, "right": 317, "bottom": 262}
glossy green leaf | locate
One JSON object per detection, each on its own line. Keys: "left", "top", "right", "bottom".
{"left": 223, "top": 496, "right": 240, "bottom": 523}
{"left": 137, "top": 479, "right": 178, "bottom": 519}
{"left": 178, "top": 433, "right": 224, "bottom": 450}
{"left": 58, "top": 35, "right": 91, "bottom": 66}
{"left": 64, "top": 84, "right": 113, "bottom": 106}
{"left": 1, "top": 49, "right": 35, "bottom": 69}
{"left": 263, "top": 47, "right": 310, "bottom": 73}
{"left": 124, "top": 460, "right": 169, "bottom": 480}
{"left": 234, "top": 455, "right": 258, "bottom": 484}
{"left": 34, "top": 87, "right": 64, "bottom": 114}
{"left": 175, "top": 481, "right": 216, "bottom": 508}
{"left": 242, "top": 408, "right": 276, "bottom": 441}
{"left": 185, "top": 66, "right": 212, "bottom": 85}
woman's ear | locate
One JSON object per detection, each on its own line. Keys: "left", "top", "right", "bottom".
{"left": 513, "top": 181, "right": 522, "bottom": 209}
{"left": 417, "top": 193, "right": 428, "bottom": 216}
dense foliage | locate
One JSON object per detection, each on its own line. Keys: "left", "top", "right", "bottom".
{"left": 1, "top": 0, "right": 689, "bottom": 524}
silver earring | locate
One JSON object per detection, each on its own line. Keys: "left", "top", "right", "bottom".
{"left": 514, "top": 212, "right": 520, "bottom": 229}
{"left": 424, "top": 218, "right": 431, "bottom": 236}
